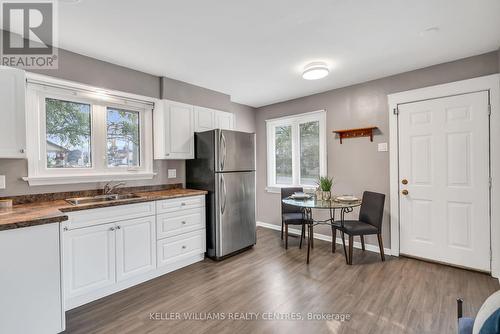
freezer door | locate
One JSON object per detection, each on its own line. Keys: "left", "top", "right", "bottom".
{"left": 215, "top": 130, "right": 255, "bottom": 172}
{"left": 216, "top": 171, "right": 256, "bottom": 257}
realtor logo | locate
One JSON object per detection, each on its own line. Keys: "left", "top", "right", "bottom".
{"left": 1, "top": 0, "right": 58, "bottom": 68}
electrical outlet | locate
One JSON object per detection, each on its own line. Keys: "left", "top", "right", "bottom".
{"left": 0, "top": 175, "right": 5, "bottom": 189}
{"left": 168, "top": 169, "right": 177, "bottom": 179}
{"left": 378, "top": 142, "right": 388, "bottom": 152}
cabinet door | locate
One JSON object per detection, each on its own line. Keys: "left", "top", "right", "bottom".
{"left": 194, "top": 106, "right": 215, "bottom": 132}
{"left": 164, "top": 100, "right": 194, "bottom": 159}
{"left": 115, "top": 217, "right": 156, "bottom": 282}
{"left": 215, "top": 111, "right": 234, "bottom": 130}
{"left": 63, "top": 223, "right": 116, "bottom": 299}
{"left": 0, "top": 68, "right": 26, "bottom": 158}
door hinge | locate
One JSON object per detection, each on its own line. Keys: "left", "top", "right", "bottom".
{"left": 488, "top": 104, "right": 491, "bottom": 116}
{"left": 393, "top": 107, "right": 399, "bottom": 115}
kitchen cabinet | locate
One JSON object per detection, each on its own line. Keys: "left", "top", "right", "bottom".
{"left": 116, "top": 216, "right": 156, "bottom": 282}
{"left": 215, "top": 110, "right": 234, "bottom": 130}
{"left": 64, "top": 222, "right": 116, "bottom": 300}
{"left": 0, "top": 67, "right": 26, "bottom": 158}
{"left": 194, "top": 106, "right": 215, "bottom": 132}
{"left": 154, "top": 99, "right": 194, "bottom": 159}
{"left": 0, "top": 223, "right": 64, "bottom": 334}
{"left": 63, "top": 195, "right": 206, "bottom": 310}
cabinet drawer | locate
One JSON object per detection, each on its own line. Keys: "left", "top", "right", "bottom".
{"left": 157, "top": 208, "right": 205, "bottom": 239}
{"left": 157, "top": 230, "right": 206, "bottom": 267}
{"left": 156, "top": 195, "right": 205, "bottom": 214}
{"left": 66, "top": 202, "right": 155, "bottom": 230}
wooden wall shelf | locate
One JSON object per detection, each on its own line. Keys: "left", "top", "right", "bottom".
{"left": 333, "top": 127, "right": 378, "bottom": 144}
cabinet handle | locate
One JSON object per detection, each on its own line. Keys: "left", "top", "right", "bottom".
{"left": 110, "top": 227, "right": 116, "bottom": 231}
{"left": 63, "top": 227, "right": 68, "bottom": 231}
{"left": 181, "top": 202, "right": 186, "bottom": 206}
{"left": 182, "top": 245, "right": 186, "bottom": 249}
{"left": 116, "top": 225, "right": 121, "bottom": 229}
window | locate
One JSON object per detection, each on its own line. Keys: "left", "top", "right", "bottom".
{"left": 266, "top": 110, "right": 326, "bottom": 191}
{"left": 25, "top": 74, "right": 154, "bottom": 185}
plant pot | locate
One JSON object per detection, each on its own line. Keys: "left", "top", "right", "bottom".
{"left": 322, "top": 191, "right": 331, "bottom": 201}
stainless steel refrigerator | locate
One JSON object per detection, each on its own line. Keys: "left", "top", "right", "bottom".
{"left": 186, "top": 129, "right": 256, "bottom": 260}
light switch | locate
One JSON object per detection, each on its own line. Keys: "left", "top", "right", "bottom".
{"left": 378, "top": 142, "right": 388, "bottom": 152}
{"left": 0, "top": 175, "right": 5, "bottom": 189}
{"left": 168, "top": 169, "right": 177, "bottom": 178}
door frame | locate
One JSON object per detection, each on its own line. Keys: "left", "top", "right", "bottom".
{"left": 388, "top": 74, "right": 500, "bottom": 278}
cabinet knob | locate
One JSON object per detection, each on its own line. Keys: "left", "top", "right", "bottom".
{"left": 182, "top": 245, "right": 186, "bottom": 249}
{"left": 181, "top": 202, "right": 186, "bottom": 206}
{"left": 181, "top": 221, "right": 186, "bottom": 225}
{"left": 63, "top": 227, "right": 68, "bottom": 231}
{"left": 116, "top": 225, "right": 121, "bottom": 229}
{"left": 165, "top": 153, "right": 170, "bottom": 157}
{"left": 110, "top": 227, "right": 116, "bottom": 231}
{"left": 19, "top": 148, "right": 25, "bottom": 153}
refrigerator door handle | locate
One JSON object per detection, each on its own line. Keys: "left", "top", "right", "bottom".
{"left": 220, "top": 131, "right": 227, "bottom": 171}
{"left": 220, "top": 174, "right": 227, "bottom": 215}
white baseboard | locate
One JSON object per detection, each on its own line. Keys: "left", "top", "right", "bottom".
{"left": 257, "top": 221, "right": 392, "bottom": 256}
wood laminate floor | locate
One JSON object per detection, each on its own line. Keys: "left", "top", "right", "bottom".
{"left": 65, "top": 227, "right": 499, "bottom": 334}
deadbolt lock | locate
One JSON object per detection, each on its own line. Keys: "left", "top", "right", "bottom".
{"left": 401, "top": 179, "right": 408, "bottom": 185}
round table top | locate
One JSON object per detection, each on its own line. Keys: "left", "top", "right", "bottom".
{"left": 282, "top": 196, "right": 362, "bottom": 209}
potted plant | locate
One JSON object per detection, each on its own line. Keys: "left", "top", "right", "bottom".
{"left": 317, "top": 176, "right": 333, "bottom": 200}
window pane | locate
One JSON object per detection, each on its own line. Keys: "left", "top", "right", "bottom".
{"left": 46, "top": 98, "right": 91, "bottom": 168}
{"left": 107, "top": 107, "right": 140, "bottom": 167}
{"left": 300, "top": 121, "right": 320, "bottom": 185}
{"left": 275, "top": 125, "right": 292, "bottom": 185}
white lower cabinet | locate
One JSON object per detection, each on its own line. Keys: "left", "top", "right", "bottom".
{"left": 63, "top": 195, "right": 206, "bottom": 310}
{"left": 64, "top": 223, "right": 116, "bottom": 300}
{"left": 158, "top": 230, "right": 206, "bottom": 267}
{"left": 116, "top": 216, "right": 156, "bottom": 282}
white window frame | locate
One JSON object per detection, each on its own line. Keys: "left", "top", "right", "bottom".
{"left": 266, "top": 110, "right": 327, "bottom": 193}
{"left": 24, "top": 73, "right": 155, "bottom": 186}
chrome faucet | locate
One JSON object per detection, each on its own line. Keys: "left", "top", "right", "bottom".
{"left": 103, "top": 181, "right": 126, "bottom": 195}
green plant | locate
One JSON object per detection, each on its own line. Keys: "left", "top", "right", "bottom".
{"left": 317, "top": 176, "right": 333, "bottom": 192}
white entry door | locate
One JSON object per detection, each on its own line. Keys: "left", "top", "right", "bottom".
{"left": 398, "top": 91, "right": 490, "bottom": 271}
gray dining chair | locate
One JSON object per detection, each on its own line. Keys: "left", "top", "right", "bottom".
{"left": 332, "top": 191, "right": 385, "bottom": 265}
{"left": 280, "top": 187, "right": 307, "bottom": 249}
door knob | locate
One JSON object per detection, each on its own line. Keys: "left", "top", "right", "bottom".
{"left": 401, "top": 179, "right": 408, "bottom": 185}
{"left": 401, "top": 189, "right": 409, "bottom": 196}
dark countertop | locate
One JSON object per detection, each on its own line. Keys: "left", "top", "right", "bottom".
{"left": 0, "top": 188, "right": 207, "bottom": 232}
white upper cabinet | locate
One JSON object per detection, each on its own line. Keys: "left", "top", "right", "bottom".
{"left": 154, "top": 100, "right": 194, "bottom": 159}
{"left": 0, "top": 67, "right": 26, "bottom": 158}
{"left": 215, "top": 110, "right": 234, "bottom": 130}
{"left": 154, "top": 100, "right": 235, "bottom": 159}
{"left": 194, "top": 106, "right": 215, "bottom": 132}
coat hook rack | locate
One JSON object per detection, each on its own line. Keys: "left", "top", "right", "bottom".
{"left": 333, "top": 126, "right": 378, "bottom": 144}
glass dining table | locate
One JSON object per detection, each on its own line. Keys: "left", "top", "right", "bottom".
{"left": 281, "top": 195, "right": 362, "bottom": 264}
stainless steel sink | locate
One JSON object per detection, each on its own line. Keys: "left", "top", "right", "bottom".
{"left": 66, "top": 193, "right": 141, "bottom": 205}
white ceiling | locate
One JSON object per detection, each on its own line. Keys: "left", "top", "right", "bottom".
{"left": 57, "top": 0, "right": 500, "bottom": 107}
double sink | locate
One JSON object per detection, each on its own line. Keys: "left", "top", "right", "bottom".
{"left": 66, "top": 193, "right": 141, "bottom": 205}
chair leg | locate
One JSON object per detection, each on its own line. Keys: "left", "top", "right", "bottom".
{"left": 285, "top": 224, "right": 288, "bottom": 250}
{"left": 306, "top": 224, "right": 311, "bottom": 264}
{"left": 360, "top": 235, "right": 365, "bottom": 251}
{"left": 341, "top": 232, "right": 348, "bottom": 264}
{"left": 348, "top": 235, "right": 354, "bottom": 265}
{"left": 299, "top": 224, "right": 304, "bottom": 249}
{"left": 281, "top": 221, "right": 284, "bottom": 240}
{"left": 377, "top": 233, "right": 385, "bottom": 261}
{"left": 310, "top": 224, "right": 314, "bottom": 249}
{"left": 331, "top": 226, "right": 337, "bottom": 253}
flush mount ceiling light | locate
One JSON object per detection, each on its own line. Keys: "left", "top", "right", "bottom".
{"left": 302, "top": 62, "right": 329, "bottom": 80}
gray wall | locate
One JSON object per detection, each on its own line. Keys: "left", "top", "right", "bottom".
{"left": 255, "top": 51, "right": 500, "bottom": 248}
{"left": 0, "top": 48, "right": 256, "bottom": 196}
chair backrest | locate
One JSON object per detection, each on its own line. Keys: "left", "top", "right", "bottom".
{"left": 281, "top": 187, "right": 304, "bottom": 214}
{"left": 359, "top": 191, "right": 385, "bottom": 230}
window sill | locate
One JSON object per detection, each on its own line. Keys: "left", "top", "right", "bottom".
{"left": 22, "top": 172, "right": 156, "bottom": 186}
{"left": 266, "top": 186, "right": 316, "bottom": 194}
